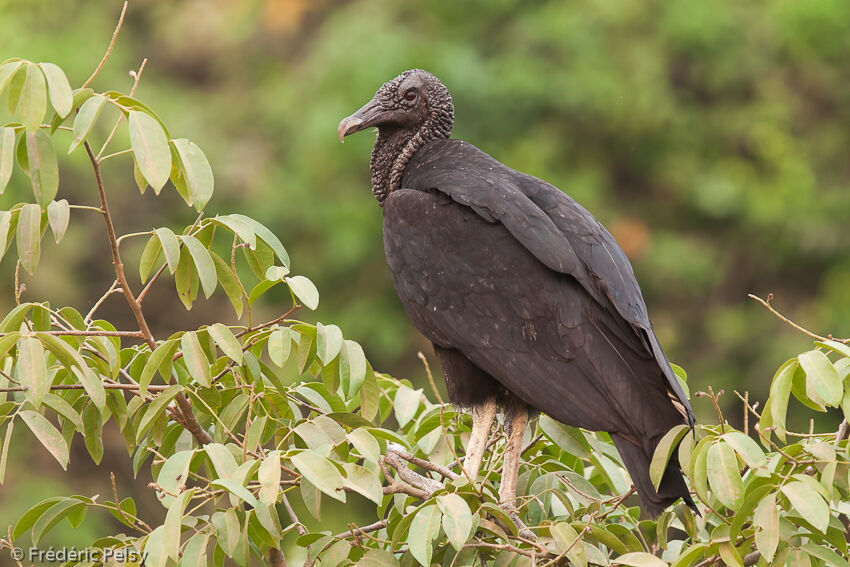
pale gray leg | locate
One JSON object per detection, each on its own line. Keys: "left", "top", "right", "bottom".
{"left": 463, "top": 398, "right": 498, "bottom": 480}
{"left": 499, "top": 405, "right": 535, "bottom": 540}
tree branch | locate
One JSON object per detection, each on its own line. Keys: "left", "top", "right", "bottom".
{"left": 748, "top": 293, "right": 848, "bottom": 344}
{"left": 84, "top": 141, "right": 213, "bottom": 446}
{"left": 82, "top": 0, "right": 128, "bottom": 88}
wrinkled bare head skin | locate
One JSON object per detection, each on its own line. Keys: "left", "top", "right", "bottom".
{"left": 338, "top": 69, "right": 454, "bottom": 203}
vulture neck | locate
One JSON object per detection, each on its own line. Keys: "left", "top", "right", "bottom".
{"left": 371, "top": 121, "right": 444, "bottom": 205}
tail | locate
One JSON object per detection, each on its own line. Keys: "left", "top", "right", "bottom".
{"left": 610, "top": 433, "right": 696, "bottom": 518}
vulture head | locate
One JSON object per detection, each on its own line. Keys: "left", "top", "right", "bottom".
{"left": 338, "top": 69, "right": 454, "bottom": 203}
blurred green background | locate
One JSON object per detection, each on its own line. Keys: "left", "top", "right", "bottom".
{"left": 1, "top": 0, "right": 849, "bottom": 553}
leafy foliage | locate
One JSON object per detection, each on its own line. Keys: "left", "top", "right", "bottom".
{"left": 0, "top": 28, "right": 849, "bottom": 567}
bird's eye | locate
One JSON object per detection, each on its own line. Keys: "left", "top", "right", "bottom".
{"left": 404, "top": 89, "right": 417, "bottom": 101}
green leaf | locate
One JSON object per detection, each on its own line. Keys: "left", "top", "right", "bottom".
{"left": 210, "top": 250, "right": 243, "bottom": 317}
{"left": 82, "top": 402, "right": 104, "bottom": 464}
{"left": 291, "top": 451, "right": 346, "bottom": 502}
{"left": 13, "top": 497, "right": 64, "bottom": 539}
{"left": 258, "top": 451, "right": 281, "bottom": 505}
{"left": 613, "top": 552, "right": 669, "bottom": 567}
{"left": 781, "top": 480, "right": 829, "bottom": 533}
{"left": 46, "top": 199, "right": 69, "bottom": 243}
{"left": 174, "top": 247, "right": 196, "bottom": 309}
{"left": 72, "top": 366, "right": 106, "bottom": 413}
{"left": 139, "top": 338, "right": 179, "bottom": 395}
{"left": 70, "top": 95, "right": 106, "bottom": 153}
{"left": 162, "top": 488, "right": 192, "bottom": 561}
{"left": 43, "top": 393, "right": 83, "bottom": 431}
{"left": 211, "top": 479, "right": 258, "bottom": 507}
{"left": 0, "top": 61, "right": 23, "bottom": 96}
{"left": 538, "top": 414, "right": 591, "bottom": 458}
{"left": 180, "top": 533, "right": 209, "bottom": 567}
{"left": 407, "top": 504, "right": 441, "bottom": 567}
{"left": 285, "top": 275, "right": 319, "bottom": 310}
{"left": 358, "top": 549, "right": 399, "bottom": 567}
{"left": 341, "top": 340, "right": 367, "bottom": 398}
{"left": 650, "top": 423, "right": 690, "bottom": 491}
{"left": 706, "top": 441, "right": 743, "bottom": 510}
{"left": 437, "top": 493, "right": 473, "bottom": 551}
{"left": 798, "top": 349, "right": 843, "bottom": 407}
{"left": 171, "top": 139, "right": 213, "bottom": 211}
{"left": 181, "top": 235, "right": 216, "bottom": 298}
{"left": 316, "top": 322, "right": 343, "bottom": 365}
{"left": 181, "top": 331, "right": 211, "bottom": 387}
{"left": 0, "top": 127, "right": 15, "bottom": 193}
{"left": 342, "top": 462, "right": 383, "bottom": 505}
{"left": 764, "top": 359, "right": 797, "bottom": 443}
{"left": 16, "top": 202, "right": 42, "bottom": 274}
{"left": 721, "top": 431, "right": 767, "bottom": 470}
{"left": 154, "top": 227, "right": 180, "bottom": 274}
{"left": 18, "top": 63, "right": 47, "bottom": 131}
{"left": 139, "top": 235, "right": 162, "bottom": 282}
{"left": 19, "top": 336, "right": 49, "bottom": 408}
{"left": 550, "top": 522, "right": 587, "bottom": 567}
{"left": 347, "top": 428, "right": 380, "bottom": 463}
{"left": 229, "top": 214, "right": 289, "bottom": 268}
{"left": 394, "top": 385, "right": 421, "bottom": 428}
{"left": 128, "top": 110, "right": 171, "bottom": 192}
{"left": 753, "top": 492, "right": 779, "bottom": 562}
{"left": 212, "top": 214, "right": 256, "bottom": 249}
{"left": 208, "top": 323, "right": 243, "bottom": 364}
{"left": 267, "top": 327, "right": 292, "bottom": 367}
{"left": 211, "top": 509, "right": 240, "bottom": 558}
{"left": 136, "top": 385, "right": 183, "bottom": 443}
{"left": 26, "top": 129, "right": 59, "bottom": 208}
{"left": 19, "top": 410, "right": 68, "bottom": 469}
{"left": 38, "top": 63, "right": 72, "bottom": 118}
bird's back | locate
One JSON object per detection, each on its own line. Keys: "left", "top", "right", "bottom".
{"left": 383, "top": 138, "right": 695, "bottom": 514}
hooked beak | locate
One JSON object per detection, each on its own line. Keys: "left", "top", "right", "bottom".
{"left": 337, "top": 98, "right": 383, "bottom": 143}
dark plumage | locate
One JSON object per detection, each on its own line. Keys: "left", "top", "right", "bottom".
{"left": 339, "top": 69, "right": 695, "bottom": 518}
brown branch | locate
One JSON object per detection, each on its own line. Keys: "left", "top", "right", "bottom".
{"left": 82, "top": 1, "right": 128, "bottom": 88}
{"left": 85, "top": 279, "right": 120, "bottom": 323}
{"left": 281, "top": 493, "right": 306, "bottom": 536}
{"left": 383, "top": 450, "right": 444, "bottom": 496}
{"left": 1, "top": 330, "right": 144, "bottom": 338}
{"left": 235, "top": 305, "right": 301, "bottom": 338}
{"left": 836, "top": 420, "right": 849, "bottom": 447}
{"left": 334, "top": 520, "right": 388, "bottom": 540}
{"left": 95, "top": 58, "right": 147, "bottom": 161}
{"left": 748, "top": 293, "right": 847, "bottom": 344}
{"left": 0, "top": 383, "right": 170, "bottom": 393}
{"left": 268, "top": 548, "right": 287, "bottom": 567}
{"left": 379, "top": 457, "right": 430, "bottom": 500}
{"left": 84, "top": 141, "right": 213, "bottom": 446}
{"left": 388, "top": 447, "right": 460, "bottom": 480}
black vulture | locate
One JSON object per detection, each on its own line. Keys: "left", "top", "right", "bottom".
{"left": 338, "top": 69, "right": 696, "bottom": 524}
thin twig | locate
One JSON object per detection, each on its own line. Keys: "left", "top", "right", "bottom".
{"left": 96, "top": 58, "right": 148, "bottom": 161}
{"left": 82, "top": 1, "right": 128, "bottom": 89}
{"left": 418, "top": 351, "right": 443, "bottom": 403}
{"left": 281, "top": 493, "right": 306, "bottom": 536}
{"left": 388, "top": 447, "right": 459, "bottom": 480}
{"left": 136, "top": 211, "right": 204, "bottom": 304}
{"left": 748, "top": 293, "right": 847, "bottom": 343}
{"left": 334, "top": 520, "right": 388, "bottom": 540}
{"left": 84, "top": 141, "right": 213, "bottom": 446}
{"left": 0, "top": 329, "right": 143, "bottom": 338}
{"left": 0, "top": 383, "right": 170, "bottom": 393}
{"left": 85, "top": 279, "right": 120, "bottom": 323}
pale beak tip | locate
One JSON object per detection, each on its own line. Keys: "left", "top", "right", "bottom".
{"left": 337, "top": 117, "right": 363, "bottom": 143}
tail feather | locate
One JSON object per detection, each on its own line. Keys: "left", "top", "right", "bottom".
{"left": 610, "top": 433, "right": 696, "bottom": 518}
